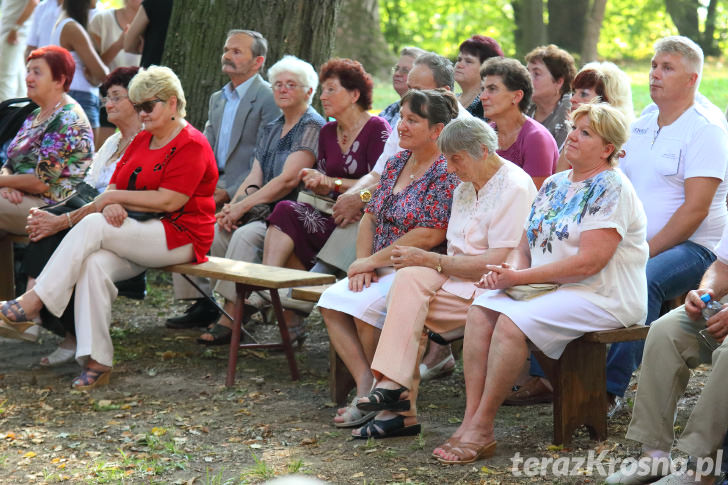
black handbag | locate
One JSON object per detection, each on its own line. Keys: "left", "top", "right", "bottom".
{"left": 41, "top": 182, "right": 100, "bottom": 212}
{"left": 237, "top": 185, "right": 272, "bottom": 226}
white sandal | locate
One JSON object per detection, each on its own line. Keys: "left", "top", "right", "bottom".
{"left": 333, "top": 397, "right": 376, "bottom": 428}
{"left": 39, "top": 346, "right": 75, "bottom": 367}
{"left": 419, "top": 354, "right": 456, "bottom": 382}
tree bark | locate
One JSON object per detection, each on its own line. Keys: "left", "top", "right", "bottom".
{"left": 334, "top": 0, "right": 396, "bottom": 78}
{"left": 547, "top": 0, "right": 589, "bottom": 54}
{"left": 162, "top": 0, "right": 341, "bottom": 129}
{"left": 702, "top": 0, "right": 720, "bottom": 56}
{"left": 581, "top": 0, "right": 607, "bottom": 62}
{"left": 664, "top": 0, "right": 700, "bottom": 40}
{"left": 512, "top": 0, "right": 547, "bottom": 58}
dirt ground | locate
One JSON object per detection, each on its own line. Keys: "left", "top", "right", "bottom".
{"left": 0, "top": 271, "right": 720, "bottom": 484}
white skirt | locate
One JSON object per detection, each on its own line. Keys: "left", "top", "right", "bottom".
{"left": 472, "top": 288, "right": 623, "bottom": 359}
{"left": 317, "top": 268, "right": 396, "bottom": 330}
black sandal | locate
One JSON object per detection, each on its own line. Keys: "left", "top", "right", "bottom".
{"left": 356, "top": 386, "right": 410, "bottom": 412}
{"left": 352, "top": 415, "right": 421, "bottom": 439}
{"left": 196, "top": 323, "right": 232, "bottom": 346}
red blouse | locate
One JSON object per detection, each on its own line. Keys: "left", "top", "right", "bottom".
{"left": 110, "top": 124, "right": 218, "bottom": 263}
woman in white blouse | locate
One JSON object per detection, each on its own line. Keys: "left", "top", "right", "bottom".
{"left": 341, "top": 117, "right": 537, "bottom": 439}
{"left": 433, "top": 102, "right": 648, "bottom": 465}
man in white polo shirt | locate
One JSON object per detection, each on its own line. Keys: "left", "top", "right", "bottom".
{"left": 606, "top": 35, "right": 728, "bottom": 416}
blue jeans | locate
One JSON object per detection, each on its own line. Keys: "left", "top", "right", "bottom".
{"left": 68, "top": 89, "right": 100, "bottom": 128}
{"left": 530, "top": 241, "right": 715, "bottom": 396}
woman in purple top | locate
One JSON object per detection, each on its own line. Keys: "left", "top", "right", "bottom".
{"left": 263, "top": 58, "right": 390, "bottom": 273}
{"left": 479, "top": 57, "right": 558, "bottom": 189}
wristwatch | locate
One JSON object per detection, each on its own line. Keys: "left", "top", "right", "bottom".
{"left": 333, "top": 178, "right": 343, "bottom": 193}
{"left": 360, "top": 189, "right": 372, "bottom": 203}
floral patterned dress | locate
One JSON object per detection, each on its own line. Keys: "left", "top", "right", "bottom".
{"left": 4, "top": 102, "right": 93, "bottom": 203}
{"left": 367, "top": 150, "right": 460, "bottom": 253}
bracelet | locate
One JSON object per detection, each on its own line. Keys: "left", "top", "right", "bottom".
{"left": 65, "top": 212, "right": 73, "bottom": 229}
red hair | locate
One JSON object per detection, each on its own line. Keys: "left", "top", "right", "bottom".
{"left": 27, "top": 46, "right": 75, "bottom": 92}
{"left": 319, "top": 58, "right": 374, "bottom": 110}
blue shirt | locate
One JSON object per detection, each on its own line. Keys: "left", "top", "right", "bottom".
{"left": 215, "top": 76, "right": 256, "bottom": 170}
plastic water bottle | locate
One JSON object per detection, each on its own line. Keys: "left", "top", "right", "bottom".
{"left": 700, "top": 293, "right": 723, "bottom": 320}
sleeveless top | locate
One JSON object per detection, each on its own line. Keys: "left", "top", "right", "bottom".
{"left": 51, "top": 17, "right": 99, "bottom": 96}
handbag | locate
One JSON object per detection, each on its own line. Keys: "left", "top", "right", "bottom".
{"left": 296, "top": 190, "right": 335, "bottom": 215}
{"left": 504, "top": 283, "right": 560, "bottom": 301}
{"left": 41, "top": 182, "right": 100, "bottom": 212}
{"left": 236, "top": 185, "right": 272, "bottom": 226}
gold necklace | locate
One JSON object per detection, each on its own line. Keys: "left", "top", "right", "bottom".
{"left": 337, "top": 113, "right": 368, "bottom": 149}
{"left": 150, "top": 122, "right": 184, "bottom": 149}
{"left": 33, "top": 97, "right": 65, "bottom": 126}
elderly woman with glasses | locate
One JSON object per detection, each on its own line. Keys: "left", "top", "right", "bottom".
{"left": 196, "top": 55, "right": 326, "bottom": 346}
{"left": 0, "top": 65, "right": 218, "bottom": 390}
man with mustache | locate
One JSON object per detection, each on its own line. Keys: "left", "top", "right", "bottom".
{"left": 166, "top": 29, "right": 280, "bottom": 329}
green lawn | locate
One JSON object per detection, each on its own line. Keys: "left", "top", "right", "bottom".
{"left": 372, "top": 59, "right": 728, "bottom": 119}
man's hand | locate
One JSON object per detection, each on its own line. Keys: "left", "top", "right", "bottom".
{"left": 332, "top": 192, "right": 363, "bottom": 226}
{"left": 685, "top": 289, "right": 712, "bottom": 320}
{"left": 705, "top": 306, "right": 728, "bottom": 343}
{"left": 214, "top": 187, "right": 230, "bottom": 209}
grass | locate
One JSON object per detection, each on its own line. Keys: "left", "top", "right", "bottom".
{"left": 372, "top": 58, "right": 728, "bottom": 119}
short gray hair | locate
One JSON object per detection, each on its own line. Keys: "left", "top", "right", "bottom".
{"left": 413, "top": 52, "right": 454, "bottom": 90}
{"left": 437, "top": 117, "right": 498, "bottom": 160}
{"left": 227, "top": 29, "right": 268, "bottom": 61}
{"left": 267, "top": 55, "right": 319, "bottom": 106}
{"left": 654, "top": 35, "right": 703, "bottom": 87}
{"left": 400, "top": 46, "right": 426, "bottom": 59}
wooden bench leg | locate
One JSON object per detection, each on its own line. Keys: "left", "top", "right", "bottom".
{"left": 329, "top": 346, "right": 355, "bottom": 405}
{"left": 226, "top": 284, "right": 249, "bottom": 387}
{"left": 0, "top": 236, "right": 15, "bottom": 300}
{"left": 268, "top": 289, "right": 300, "bottom": 381}
{"left": 535, "top": 340, "right": 608, "bottom": 445}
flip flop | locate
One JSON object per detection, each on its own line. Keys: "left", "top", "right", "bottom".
{"left": 334, "top": 397, "right": 376, "bottom": 428}
{"left": 436, "top": 440, "right": 497, "bottom": 465}
{"left": 352, "top": 415, "right": 421, "bottom": 439}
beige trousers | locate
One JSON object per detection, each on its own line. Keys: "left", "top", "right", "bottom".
{"left": 33, "top": 213, "right": 193, "bottom": 367}
{"left": 626, "top": 298, "right": 728, "bottom": 458}
{"left": 371, "top": 266, "right": 472, "bottom": 416}
{"left": 0, "top": 193, "right": 43, "bottom": 236}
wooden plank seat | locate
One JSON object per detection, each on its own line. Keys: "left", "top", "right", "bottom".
{"left": 162, "top": 257, "right": 334, "bottom": 386}
{"left": 291, "top": 278, "right": 651, "bottom": 446}
{"left": 0, "top": 234, "right": 29, "bottom": 300}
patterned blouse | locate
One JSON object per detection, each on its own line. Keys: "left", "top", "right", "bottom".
{"left": 4, "top": 102, "right": 93, "bottom": 203}
{"left": 366, "top": 150, "right": 460, "bottom": 253}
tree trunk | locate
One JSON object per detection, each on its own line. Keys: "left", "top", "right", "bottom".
{"left": 547, "top": 0, "right": 589, "bottom": 54}
{"left": 334, "top": 0, "right": 396, "bottom": 78}
{"left": 512, "top": 0, "right": 547, "bottom": 58}
{"left": 702, "top": 0, "right": 720, "bottom": 56}
{"left": 581, "top": 0, "right": 607, "bottom": 62}
{"left": 162, "top": 0, "right": 341, "bottom": 129}
{"left": 664, "top": 0, "right": 700, "bottom": 40}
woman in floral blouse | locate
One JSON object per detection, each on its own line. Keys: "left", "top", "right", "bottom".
{"left": 0, "top": 46, "right": 93, "bottom": 237}
{"left": 318, "top": 89, "right": 460, "bottom": 436}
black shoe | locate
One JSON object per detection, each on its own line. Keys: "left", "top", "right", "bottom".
{"left": 116, "top": 272, "right": 147, "bottom": 300}
{"left": 166, "top": 299, "right": 221, "bottom": 329}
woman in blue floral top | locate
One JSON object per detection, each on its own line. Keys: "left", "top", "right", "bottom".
{"left": 318, "top": 89, "right": 460, "bottom": 437}
{"left": 433, "top": 103, "right": 648, "bottom": 465}
{"left": 0, "top": 46, "right": 93, "bottom": 237}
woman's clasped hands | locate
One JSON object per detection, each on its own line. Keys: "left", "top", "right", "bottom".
{"left": 300, "top": 168, "right": 333, "bottom": 195}
{"left": 476, "top": 263, "right": 520, "bottom": 290}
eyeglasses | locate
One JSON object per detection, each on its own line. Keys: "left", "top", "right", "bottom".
{"left": 273, "top": 81, "right": 303, "bottom": 91}
{"left": 101, "top": 94, "right": 129, "bottom": 105}
{"left": 391, "top": 65, "right": 411, "bottom": 75}
{"left": 132, "top": 98, "right": 164, "bottom": 114}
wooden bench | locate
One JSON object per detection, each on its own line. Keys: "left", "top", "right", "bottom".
{"left": 163, "top": 257, "right": 334, "bottom": 386}
{"left": 0, "top": 234, "right": 29, "bottom": 300}
{"left": 292, "top": 285, "right": 650, "bottom": 445}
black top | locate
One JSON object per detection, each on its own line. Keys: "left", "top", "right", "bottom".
{"left": 140, "top": 0, "right": 173, "bottom": 67}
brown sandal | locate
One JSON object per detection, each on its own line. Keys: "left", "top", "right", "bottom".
{"left": 432, "top": 436, "right": 460, "bottom": 458}
{"left": 437, "top": 440, "right": 497, "bottom": 465}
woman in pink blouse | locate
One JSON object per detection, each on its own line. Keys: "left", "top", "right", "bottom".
{"left": 346, "top": 117, "right": 537, "bottom": 439}
{"left": 479, "top": 57, "right": 558, "bottom": 189}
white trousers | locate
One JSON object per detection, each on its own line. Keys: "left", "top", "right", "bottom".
{"left": 0, "top": 34, "right": 27, "bottom": 102}
{"left": 33, "top": 213, "right": 194, "bottom": 367}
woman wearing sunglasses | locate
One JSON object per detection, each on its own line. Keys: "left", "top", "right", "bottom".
{"left": 0, "top": 65, "right": 218, "bottom": 390}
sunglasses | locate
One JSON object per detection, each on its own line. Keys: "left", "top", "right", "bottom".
{"left": 133, "top": 98, "right": 164, "bottom": 114}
